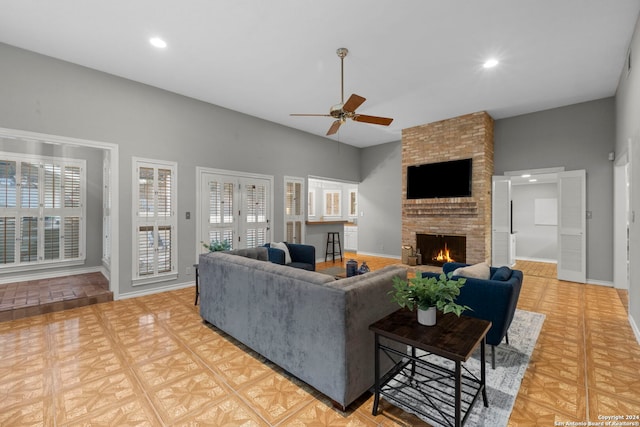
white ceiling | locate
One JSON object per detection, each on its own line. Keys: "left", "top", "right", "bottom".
{"left": 1, "top": 1, "right": 639, "bottom": 148}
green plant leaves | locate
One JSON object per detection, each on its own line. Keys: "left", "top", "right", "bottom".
{"left": 390, "top": 273, "right": 471, "bottom": 317}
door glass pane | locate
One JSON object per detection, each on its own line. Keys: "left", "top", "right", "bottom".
{"left": 286, "top": 182, "right": 300, "bottom": 216}
{"left": 286, "top": 221, "right": 294, "bottom": 242}
{"left": 20, "top": 216, "right": 38, "bottom": 262}
{"left": 138, "top": 225, "right": 154, "bottom": 276}
{"left": 208, "top": 229, "right": 233, "bottom": 249}
{"left": 44, "top": 164, "right": 61, "bottom": 209}
{"left": 21, "top": 162, "right": 39, "bottom": 208}
{"left": 0, "top": 161, "right": 16, "bottom": 208}
{"left": 246, "top": 227, "right": 266, "bottom": 248}
{"left": 139, "top": 167, "right": 154, "bottom": 216}
{"left": 63, "top": 217, "right": 80, "bottom": 259}
{"left": 44, "top": 215, "right": 60, "bottom": 260}
{"left": 294, "top": 183, "right": 301, "bottom": 215}
{"left": 157, "top": 168, "right": 172, "bottom": 217}
{"left": 0, "top": 217, "right": 16, "bottom": 264}
{"left": 157, "top": 225, "right": 172, "bottom": 273}
{"left": 246, "top": 184, "right": 256, "bottom": 223}
{"left": 64, "top": 166, "right": 81, "bottom": 208}
{"left": 246, "top": 184, "right": 267, "bottom": 223}
{"left": 209, "top": 182, "right": 234, "bottom": 224}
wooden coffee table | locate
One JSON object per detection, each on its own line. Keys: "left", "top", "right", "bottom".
{"left": 369, "top": 309, "right": 491, "bottom": 427}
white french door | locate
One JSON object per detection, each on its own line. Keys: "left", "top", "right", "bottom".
{"left": 197, "top": 168, "right": 272, "bottom": 256}
{"left": 284, "top": 177, "right": 305, "bottom": 243}
{"left": 491, "top": 176, "right": 512, "bottom": 267}
{"left": 239, "top": 178, "right": 270, "bottom": 248}
{"left": 557, "top": 170, "right": 586, "bottom": 283}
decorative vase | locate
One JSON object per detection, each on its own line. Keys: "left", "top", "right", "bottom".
{"left": 346, "top": 259, "right": 358, "bottom": 277}
{"left": 357, "top": 261, "right": 370, "bottom": 275}
{"left": 417, "top": 307, "right": 437, "bottom": 326}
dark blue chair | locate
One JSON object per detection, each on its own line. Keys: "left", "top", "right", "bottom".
{"left": 422, "top": 262, "right": 523, "bottom": 368}
{"left": 264, "top": 242, "right": 316, "bottom": 271}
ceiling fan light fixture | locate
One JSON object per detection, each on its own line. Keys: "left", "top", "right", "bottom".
{"left": 291, "top": 47, "right": 393, "bottom": 135}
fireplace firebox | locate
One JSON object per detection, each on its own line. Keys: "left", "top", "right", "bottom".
{"left": 416, "top": 234, "right": 466, "bottom": 267}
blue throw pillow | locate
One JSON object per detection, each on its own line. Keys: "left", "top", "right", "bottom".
{"left": 491, "top": 266, "right": 513, "bottom": 281}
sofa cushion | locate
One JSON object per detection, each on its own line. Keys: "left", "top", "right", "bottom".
{"left": 271, "top": 241, "right": 291, "bottom": 264}
{"left": 453, "top": 262, "right": 490, "bottom": 280}
{"left": 491, "top": 266, "right": 513, "bottom": 281}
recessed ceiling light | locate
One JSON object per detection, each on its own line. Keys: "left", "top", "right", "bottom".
{"left": 521, "top": 174, "right": 531, "bottom": 178}
{"left": 483, "top": 58, "right": 499, "bottom": 68}
{"left": 149, "top": 37, "right": 167, "bottom": 49}
{"left": 529, "top": 179, "right": 537, "bottom": 182}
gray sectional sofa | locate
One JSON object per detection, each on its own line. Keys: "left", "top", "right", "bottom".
{"left": 198, "top": 248, "right": 407, "bottom": 408}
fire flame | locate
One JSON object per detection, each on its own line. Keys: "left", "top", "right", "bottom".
{"left": 434, "top": 243, "right": 455, "bottom": 263}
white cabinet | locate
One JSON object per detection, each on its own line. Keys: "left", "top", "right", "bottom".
{"left": 344, "top": 226, "right": 358, "bottom": 251}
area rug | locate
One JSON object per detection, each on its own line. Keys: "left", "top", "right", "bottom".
{"left": 317, "top": 266, "right": 346, "bottom": 277}
{"left": 381, "top": 309, "right": 545, "bottom": 427}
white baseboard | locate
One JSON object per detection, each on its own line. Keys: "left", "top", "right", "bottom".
{"left": 118, "top": 281, "right": 195, "bottom": 301}
{"left": 515, "top": 256, "right": 558, "bottom": 264}
{"left": 586, "top": 279, "right": 614, "bottom": 287}
{"left": 630, "top": 313, "right": 640, "bottom": 345}
{"left": 0, "top": 266, "right": 105, "bottom": 285}
{"left": 353, "top": 251, "right": 401, "bottom": 260}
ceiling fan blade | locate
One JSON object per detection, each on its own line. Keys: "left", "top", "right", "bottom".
{"left": 342, "top": 94, "right": 366, "bottom": 113}
{"left": 353, "top": 114, "right": 394, "bottom": 126}
{"left": 326, "top": 120, "right": 343, "bottom": 135}
{"left": 290, "top": 113, "right": 332, "bottom": 117}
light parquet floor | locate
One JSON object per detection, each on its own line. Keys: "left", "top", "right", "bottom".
{"left": 0, "top": 254, "right": 638, "bottom": 426}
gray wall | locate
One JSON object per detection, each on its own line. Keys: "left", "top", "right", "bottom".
{"left": 494, "top": 98, "right": 616, "bottom": 282}
{"left": 359, "top": 140, "right": 402, "bottom": 257}
{"left": 511, "top": 183, "right": 558, "bottom": 262}
{"left": 615, "top": 14, "right": 640, "bottom": 337}
{"left": 0, "top": 42, "right": 360, "bottom": 296}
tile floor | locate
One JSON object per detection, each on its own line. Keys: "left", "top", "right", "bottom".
{"left": 0, "top": 255, "right": 639, "bottom": 426}
{"left": 0, "top": 272, "right": 112, "bottom": 322}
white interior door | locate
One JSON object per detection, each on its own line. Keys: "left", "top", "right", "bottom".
{"left": 201, "top": 174, "right": 236, "bottom": 250}
{"left": 239, "top": 178, "right": 271, "bottom": 248}
{"left": 557, "top": 170, "right": 586, "bottom": 283}
{"left": 492, "top": 176, "right": 512, "bottom": 267}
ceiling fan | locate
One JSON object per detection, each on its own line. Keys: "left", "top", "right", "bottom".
{"left": 290, "top": 48, "right": 394, "bottom": 136}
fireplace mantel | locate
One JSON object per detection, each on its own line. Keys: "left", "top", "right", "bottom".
{"left": 403, "top": 198, "right": 478, "bottom": 217}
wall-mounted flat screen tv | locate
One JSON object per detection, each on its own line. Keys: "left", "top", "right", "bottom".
{"left": 406, "top": 158, "right": 472, "bottom": 199}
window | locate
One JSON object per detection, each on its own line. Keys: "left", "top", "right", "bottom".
{"left": 0, "top": 152, "right": 86, "bottom": 270}
{"left": 349, "top": 189, "right": 357, "bottom": 217}
{"left": 308, "top": 189, "right": 316, "bottom": 218}
{"left": 132, "top": 158, "right": 177, "bottom": 284}
{"left": 324, "top": 190, "right": 341, "bottom": 217}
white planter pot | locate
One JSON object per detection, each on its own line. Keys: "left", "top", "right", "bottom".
{"left": 417, "top": 306, "right": 437, "bottom": 326}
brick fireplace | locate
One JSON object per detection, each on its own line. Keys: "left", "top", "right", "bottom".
{"left": 402, "top": 111, "right": 494, "bottom": 265}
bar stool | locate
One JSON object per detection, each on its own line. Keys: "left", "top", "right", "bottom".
{"left": 325, "top": 232, "right": 343, "bottom": 262}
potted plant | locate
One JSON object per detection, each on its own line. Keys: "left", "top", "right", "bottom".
{"left": 390, "top": 273, "right": 470, "bottom": 326}
{"left": 202, "top": 239, "right": 231, "bottom": 252}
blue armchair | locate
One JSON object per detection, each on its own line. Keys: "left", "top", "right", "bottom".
{"left": 264, "top": 242, "right": 316, "bottom": 271}
{"left": 422, "top": 262, "right": 523, "bottom": 368}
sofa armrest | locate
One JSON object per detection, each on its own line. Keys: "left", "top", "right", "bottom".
{"left": 286, "top": 243, "right": 316, "bottom": 271}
